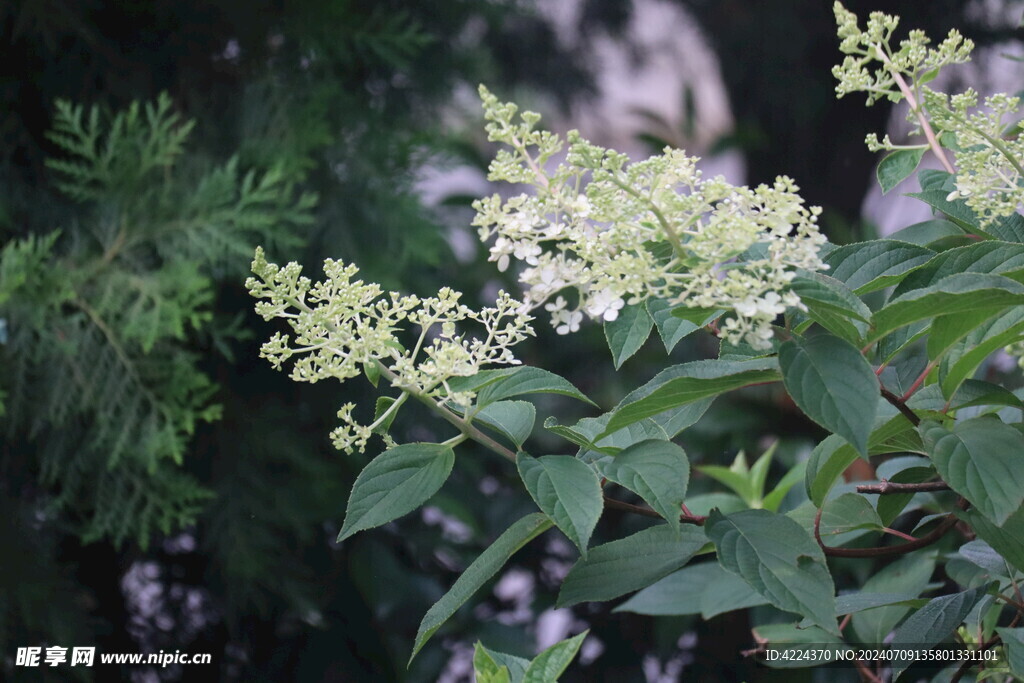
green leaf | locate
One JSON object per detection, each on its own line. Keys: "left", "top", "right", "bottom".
{"left": 779, "top": 333, "right": 879, "bottom": 456}
{"left": 610, "top": 561, "right": 765, "bottom": 618}
{"left": 907, "top": 188, "right": 985, "bottom": 233}
{"left": 337, "top": 443, "right": 455, "bottom": 542}
{"left": 517, "top": 454, "right": 603, "bottom": 557}
{"left": 894, "top": 241, "right": 1024, "bottom": 294}
{"left": 614, "top": 561, "right": 768, "bottom": 617}
{"left": 877, "top": 320, "right": 930, "bottom": 364}
{"left": 604, "top": 303, "right": 653, "bottom": 369}
{"left": 959, "top": 540, "right": 1012, "bottom": 577}
{"left": 371, "top": 396, "right": 399, "bottom": 435}
{"left": 682, "top": 492, "right": 747, "bottom": 516}
{"left": 907, "top": 380, "right": 1024, "bottom": 413}
{"left": 614, "top": 366, "right": 720, "bottom": 437}
{"left": 919, "top": 169, "right": 955, "bottom": 192}
{"left": 823, "top": 240, "right": 935, "bottom": 294}
{"left": 522, "top": 631, "right": 587, "bottom": 683}
{"left": 363, "top": 360, "right": 381, "bottom": 387}
{"left": 646, "top": 298, "right": 701, "bottom": 352}
{"left": 600, "top": 358, "right": 780, "bottom": 438}
{"left": 805, "top": 412, "right": 921, "bottom": 505}
{"left": 852, "top": 553, "right": 936, "bottom": 644}
{"left": 920, "top": 418, "right": 1024, "bottom": 525}
{"left": 888, "top": 219, "right": 967, "bottom": 246}
{"left": 447, "top": 367, "right": 595, "bottom": 407}
{"left": 927, "top": 309, "right": 1004, "bottom": 362}
{"left": 959, "top": 507, "right": 1024, "bottom": 574}
{"left": 410, "top": 513, "right": 553, "bottom": 661}
{"left": 474, "top": 401, "right": 536, "bottom": 449}
{"left": 789, "top": 270, "right": 871, "bottom": 344}
{"left": 797, "top": 592, "right": 932, "bottom": 629}
{"left": 870, "top": 273, "right": 1024, "bottom": 343}
{"left": 670, "top": 306, "right": 722, "bottom": 325}
{"left": 805, "top": 435, "right": 858, "bottom": 506}
{"left": 707, "top": 509, "right": 838, "bottom": 634}
{"left": 834, "top": 592, "right": 930, "bottom": 615}
{"left": 484, "top": 649, "right": 530, "bottom": 683}
{"left": 763, "top": 459, "right": 807, "bottom": 512}
{"left": 598, "top": 440, "right": 689, "bottom": 532}
{"left": 473, "top": 644, "right": 512, "bottom": 683}
{"left": 890, "top": 585, "right": 991, "bottom": 679}
{"left": 938, "top": 307, "right": 1024, "bottom": 398}
{"left": 997, "top": 627, "right": 1024, "bottom": 676}
{"left": 985, "top": 212, "right": 1024, "bottom": 243}
{"left": 557, "top": 524, "right": 707, "bottom": 607}
{"left": 718, "top": 330, "right": 783, "bottom": 359}
{"left": 697, "top": 447, "right": 776, "bottom": 507}
{"left": 818, "top": 493, "right": 883, "bottom": 537}
{"left": 544, "top": 414, "right": 671, "bottom": 463}
{"left": 877, "top": 148, "right": 926, "bottom": 194}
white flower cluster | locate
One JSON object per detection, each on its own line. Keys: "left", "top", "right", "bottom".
{"left": 831, "top": 2, "right": 973, "bottom": 106}
{"left": 247, "top": 247, "right": 534, "bottom": 452}
{"left": 927, "top": 90, "right": 1024, "bottom": 224}
{"left": 833, "top": 4, "right": 1023, "bottom": 228}
{"left": 473, "top": 86, "right": 827, "bottom": 350}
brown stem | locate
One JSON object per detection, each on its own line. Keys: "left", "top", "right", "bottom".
{"left": 880, "top": 387, "right": 921, "bottom": 426}
{"left": 857, "top": 480, "right": 951, "bottom": 494}
{"left": 853, "top": 657, "right": 884, "bottom": 683}
{"left": 882, "top": 527, "right": 917, "bottom": 542}
{"left": 948, "top": 636, "right": 1002, "bottom": 683}
{"left": 814, "top": 503, "right": 962, "bottom": 558}
{"left": 996, "top": 594, "right": 1024, "bottom": 612}
{"left": 604, "top": 497, "right": 707, "bottom": 525}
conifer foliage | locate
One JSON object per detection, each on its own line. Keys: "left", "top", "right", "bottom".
{"left": 2, "top": 93, "right": 314, "bottom": 547}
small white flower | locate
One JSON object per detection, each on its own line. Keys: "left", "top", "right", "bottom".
{"left": 734, "top": 297, "right": 758, "bottom": 317}
{"left": 527, "top": 265, "right": 567, "bottom": 299}
{"left": 490, "top": 237, "right": 514, "bottom": 272}
{"left": 757, "top": 292, "right": 786, "bottom": 316}
{"left": 544, "top": 222, "right": 565, "bottom": 238}
{"left": 572, "top": 195, "right": 592, "bottom": 218}
{"left": 513, "top": 241, "right": 542, "bottom": 265}
{"left": 553, "top": 309, "right": 583, "bottom": 334}
{"left": 544, "top": 296, "right": 568, "bottom": 313}
{"left": 585, "top": 289, "right": 626, "bottom": 322}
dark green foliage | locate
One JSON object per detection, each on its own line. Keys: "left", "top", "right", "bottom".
{"left": 3, "top": 93, "right": 311, "bottom": 546}
{"left": 0, "top": 1, "right": 599, "bottom": 679}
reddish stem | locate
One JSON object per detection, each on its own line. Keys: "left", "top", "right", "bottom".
{"left": 813, "top": 501, "right": 964, "bottom": 558}
{"left": 900, "top": 361, "right": 937, "bottom": 402}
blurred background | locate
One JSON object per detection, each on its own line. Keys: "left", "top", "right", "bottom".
{"left": 1, "top": 0, "right": 1021, "bottom": 681}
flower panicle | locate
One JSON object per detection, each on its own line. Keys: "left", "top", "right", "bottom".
{"left": 474, "top": 89, "right": 828, "bottom": 350}
{"left": 248, "top": 248, "right": 534, "bottom": 453}
{"left": 831, "top": 4, "right": 1023, "bottom": 229}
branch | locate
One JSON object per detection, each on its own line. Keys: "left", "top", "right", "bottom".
{"left": 880, "top": 387, "right": 921, "bottom": 426}
{"left": 603, "top": 497, "right": 707, "bottom": 526}
{"left": 874, "top": 44, "right": 955, "bottom": 174}
{"left": 853, "top": 657, "right": 884, "bottom": 683}
{"left": 857, "top": 480, "right": 951, "bottom": 494}
{"left": 374, "top": 363, "right": 707, "bottom": 525}
{"left": 948, "top": 634, "right": 1006, "bottom": 683}
{"left": 814, "top": 502, "right": 963, "bottom": 558}
{"left": 901, "top": 360, "right": 938, "bottom": 401}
